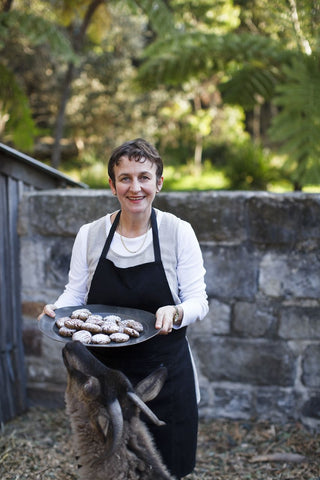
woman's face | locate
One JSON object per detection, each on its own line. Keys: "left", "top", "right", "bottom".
{"left": 109, "top": 156, "right": 163, "bottom": 216}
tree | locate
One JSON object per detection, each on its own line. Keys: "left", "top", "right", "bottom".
{"left": 136, "top": 0, "right": 320, "bottom": 190}
{"left": 48, "top": 0, "right": 176, "bottom": 168}
{"left": 0, "top": 0, "right": 75, "bottom": 149}
{"left": 0, "top": 0, "right": 175, "bottom": 166}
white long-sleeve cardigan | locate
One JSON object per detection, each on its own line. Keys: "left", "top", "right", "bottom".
{"left": 55, "top": 208, "right": 209, "bottom": 328}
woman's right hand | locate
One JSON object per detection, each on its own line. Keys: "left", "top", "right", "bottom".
{"left": 37, "top": 304, "right": 57, "bottom": 321}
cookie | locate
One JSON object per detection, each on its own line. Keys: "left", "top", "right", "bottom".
{"left": 101, "top": 322, "right": 120, "bottom": 335}
{"left": 71, "top": 308, "right": 91, "bottom": 320}
{"left": 72, "top": 330, "right": 92, "bottom": 344}
{"left": 109, "top": 333, "right": 130, "bottom": 343}
{"left": 58, "top": 326, "right": 76, "bottom": 337}
{"left": 121, "top": 319, "right": 144, "bottom": 332}
{"left": 82, "top": 322, "right": 102, "bottom": 334}
{"left": 86, "top": 314, "right": 104, "bottom": 326}
{"left": 91, "top": 334, "right": 111, "bottom": 345}
{"left": 123, "top": 327, "right": 140, "bottom": 338}
{"left": 104, "top": 315, "right": 121, "bottom": 323}
{"left": 55, "top": 316, "right": 70, "bottom": 329}
{"left": 64, "top": 318, "right": 85, "bottom": 330}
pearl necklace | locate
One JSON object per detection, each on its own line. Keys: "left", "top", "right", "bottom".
{"left": 119, "top": 221, "right": 150, "bottom": 254}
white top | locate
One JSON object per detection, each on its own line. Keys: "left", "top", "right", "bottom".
{"left": 55, "top": 209, "right": 208, "bottom": 328}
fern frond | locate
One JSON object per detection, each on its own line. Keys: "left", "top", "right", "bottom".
{"left": 0, "top": 11, "right": 76, "bottom": 62}
{"left": 137, "top": 31, "right": 293, "bottom": 89}
{"left": 269, "top": 54, "right": 320, "bottom": 184}
{"left": 128, "top": 0, "right": 175, "bottom": 36}
{"left": 220, "top": 66, "right": 280, "bottom": 108}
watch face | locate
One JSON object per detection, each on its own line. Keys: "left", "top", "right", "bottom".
{"left": 173, "top": 312, "right": 179, "bottom": 325}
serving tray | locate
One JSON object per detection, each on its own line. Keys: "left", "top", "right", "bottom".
{"left": 38, "top": 304, "right": 159, "bottom": 348}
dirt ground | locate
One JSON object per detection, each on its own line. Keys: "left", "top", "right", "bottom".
{"left": 0, "top": 407, "right": 319, "bottom": 480}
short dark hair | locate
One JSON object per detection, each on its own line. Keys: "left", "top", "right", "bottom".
{"left": 108, "top": 138, "right": 163, "bottom": 184}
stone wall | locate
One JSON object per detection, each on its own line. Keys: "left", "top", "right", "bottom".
{"left": 18, "top": 190, "right": 320, "bottom": 428}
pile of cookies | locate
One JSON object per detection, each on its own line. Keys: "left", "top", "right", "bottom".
{"left": 55, "top": 308, "right": 144, "bottom": 345}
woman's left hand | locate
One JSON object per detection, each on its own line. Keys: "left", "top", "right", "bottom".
{"left": 155, "top": 305, "right": 179, "bottom": 335}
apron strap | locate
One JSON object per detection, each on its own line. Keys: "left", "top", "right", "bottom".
{"left": 98, "top": 210, "right": 121, "bottom": 262}
{"left": 98, "top": 208, "right": 161, "bottom": 262}
{"left": 151, "top": 208, "right": 161, "bottom": 263}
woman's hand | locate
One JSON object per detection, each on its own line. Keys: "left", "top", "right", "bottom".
{"left": 37, "top": 304, "right": 57, "bottom": 321}
{"left": 155, "top": 305, "right": 182, "bottom": 335}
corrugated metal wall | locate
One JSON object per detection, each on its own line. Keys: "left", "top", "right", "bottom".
{"left": 0, "top": 171, "right": 28, "bottom": 423}
{"left": 0, "top": 143, "right": 86, "bottom": 424}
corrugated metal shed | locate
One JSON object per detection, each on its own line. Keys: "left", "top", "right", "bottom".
{"left": 0, "top": 142, "right": 87, "bottom": 424}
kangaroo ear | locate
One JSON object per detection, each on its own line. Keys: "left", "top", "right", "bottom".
{"left": 83, "top": 376, "right": 101, "bottom": 398}
{"left": 134, "top": 367, "right": 167, "bottom": 403}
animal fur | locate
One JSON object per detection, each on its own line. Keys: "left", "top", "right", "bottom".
{"left": 63, "top": 341, "right": 175, "bottom": 480}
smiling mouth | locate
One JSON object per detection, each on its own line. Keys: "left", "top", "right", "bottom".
{"left": 128, "top": 196, "right": 144, "bottom": 201}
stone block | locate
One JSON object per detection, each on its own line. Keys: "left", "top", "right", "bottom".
{"left": 155, "top": 191, "right": 249, "bottom": 243}
{"left": 302, "top": 345, "right": 320, "bottom": 388}
{"left": 20, "top": 237, "right": 73, "bottom": 301}
{"left": 195, "top": 337, "right": 296, "bottom": 386}
{"left": 279, "top": 306, "right": 320, "bottom": 339}
{"left": 188, "top": 299, "right": 230, "bottom": 335}
{"left": 247, "top": 194, "right": 320, "bottom": 247}
{"left": 234, "top": 302, "right": 276, "bottom": 337}
{"left": 22, "top": 301, "right": 45, "bottom": 318}
{"left": 26, "top": 333, "right": 66, "bottom": 385}
{"left": 259, "top": 252, "right": 320, "bottom": 298}
{"left": 255, "top": 387, "right": 298, "bottom": 421}
{"left": 23, "top": 326, "right": 42, "bottom": 356}
{"left": 203, "top": 245, "right": 259, "bottom": 299}
{"left": 19, "top": 190, "right": 119, "bottom": 236}
{"left": 213, "top": 387, "right": 253, "bottom": 419}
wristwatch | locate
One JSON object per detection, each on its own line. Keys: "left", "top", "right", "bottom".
{"left": 173, "top": 305, "right": 180, "bottom": 325}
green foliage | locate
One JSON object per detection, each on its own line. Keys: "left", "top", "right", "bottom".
{"left": 268, "top": 54, "right": 320, "bottom": 189}
{"left": 0, "top": 64, "right": 38, "bottom": 149}
{"left": 127, "top": 0, "right": 175, "bottom": 36}
{"left": 0, "top": 10, "right": 76, "bottom": 62}
{"left": 138, "top": 31, "right": 287, "bottom": 87}
{"left": 219, "top": 65, "right": 280, "bottom": 108}
{"left": 222, "top": 140, "right": 276, "bottom": 190}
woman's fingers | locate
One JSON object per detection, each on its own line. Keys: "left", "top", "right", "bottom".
{"left": 37, "top": 304, "right": 57, "bottom": 321}
{"left": 155, "top": 306, "right": 175, "bottom": 335}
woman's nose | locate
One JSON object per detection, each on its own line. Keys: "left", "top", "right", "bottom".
{"left": 130, "top": 178, "right": 141, "bottom": 192}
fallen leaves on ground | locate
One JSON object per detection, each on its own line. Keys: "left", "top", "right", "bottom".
{"left": 0, "top": 407, "right": 319, "bottom": 479}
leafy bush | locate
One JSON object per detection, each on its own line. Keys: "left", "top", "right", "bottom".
{"left": 222, "top": 140, "right": 276, "bottom": 190}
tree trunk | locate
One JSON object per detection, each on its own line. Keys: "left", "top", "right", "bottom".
{"left": 50, "top": 0, "right": 105, "bottom": 169}
{"left": 51, "top": 62, "right": 74, "bottom": 169}
{"left": 1, "top": 0, "right": 13, "bottom": 12}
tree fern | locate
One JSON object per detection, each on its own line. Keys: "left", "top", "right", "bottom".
{"left": 269, "top": 54, "right": 320, "bottom": 188}
{"left": 137, "top": 31, "right": 292, "bottom": 89}
{"left": 0, "top": 10, "right": 76, "bottom": 62}
{"left": 219, "top": 65, "right": 281, "bottom": 108}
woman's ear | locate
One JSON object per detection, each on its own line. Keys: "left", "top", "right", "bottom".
{"left": 156, "top": 176, "right": 164, "bottom": 193}
{"left": 109, "top": 178, "right": 116, "bottom": 195}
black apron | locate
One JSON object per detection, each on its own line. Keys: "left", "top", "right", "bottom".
{"left": 87, "top": 208, "right": 198, "bottom": 478}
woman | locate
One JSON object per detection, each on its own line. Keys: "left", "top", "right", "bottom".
{"left": 39, "top": 138, "right": 208, "bottom": 479}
